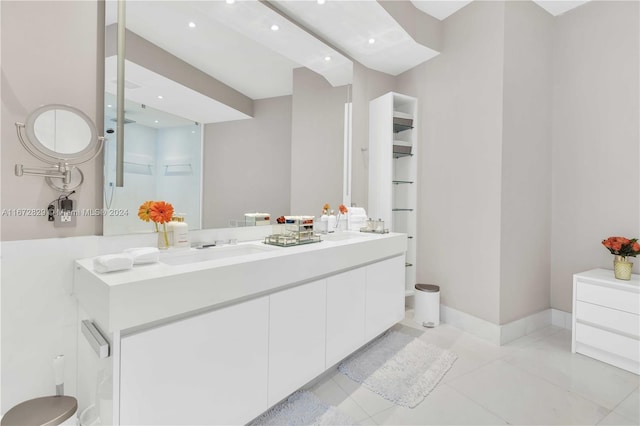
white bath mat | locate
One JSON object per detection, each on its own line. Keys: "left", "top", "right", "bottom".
{"left": 338, "top": 330, "right": 457, "bottom": 408}
{"left": 249, "top": 390, "right": 357, "bottom": 426}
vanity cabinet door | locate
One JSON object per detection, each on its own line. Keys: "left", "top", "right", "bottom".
{"left": 268, "top": 279, "right": 326, "bottom": 406}
{"left": 119, "top": 297, "right": 269, "bottom": 426}
{"left": 326, "top": 267, "right": 366, "bottom": 367}
{"left": 365, "top": 255, "right": 405, "bottom": 340}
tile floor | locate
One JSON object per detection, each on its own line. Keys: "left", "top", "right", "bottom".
{"left": 305, "top": 310, "right": 640, "bottom": 425}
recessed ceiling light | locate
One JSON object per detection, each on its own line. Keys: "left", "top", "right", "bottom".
{"left": 154, "top": 120, "right": 159, "bottom": 123}
{"left": 188, "top": 22, "right": 196, "bottom": 28}
{"left": 107, "top": 104, "right": 112, "bottom": 108}
{"left": 317, "top": 0, "right": 326, "bottom": 4}
{"left": 368, "top": 38, "right": 376, "bottom": 44}
{"left": 225, "top": 0, "right": 235, "bottom": 4}
{"left": 271, "top": 24, "right": 279, "bottom": 31}
{"left": 157, "top": 95, "right": 163, "bottom": 99}
{"left": 324, "top": 56, "right": 332, "bottom": 61}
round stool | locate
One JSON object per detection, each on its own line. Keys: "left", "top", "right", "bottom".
{"left": 1, "top": 396, "right": 77, "bottom": 426}
{"left": 414, "top": 284, "right": 440, "bottom": 327}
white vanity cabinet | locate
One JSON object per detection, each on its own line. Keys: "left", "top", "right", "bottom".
{"left": 119, "top": 296, "right": 270, "bottom": 425}
{"left": 572, "top": 269, "right": 639, "bottom": 375}
{"left": 366, "top": 255, "right": 406, "bottom": 339}
{"left": 326, "top": 267, "right": 367, "bottom": 367}
{"left": 75, "top": 232, "right": 408, "bottom": 425}
{"left": 268, "top": 279, "right": 327, "bottom": 406}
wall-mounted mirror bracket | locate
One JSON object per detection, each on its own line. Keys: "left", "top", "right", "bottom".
{"left": 14, "top": 104, "right": 103, "bottom": 193}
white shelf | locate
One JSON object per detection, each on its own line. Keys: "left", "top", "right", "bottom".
{"left": 369, "top": 92, "right": 418, "bottom": 294}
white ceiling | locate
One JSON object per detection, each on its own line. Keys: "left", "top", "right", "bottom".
{"left": 106, "top": 0, "right": 593, "bottom": 126}
{"left": 410, "top": 1, "right": 473, "bottom": 20}
{"left": 411, "top": 0, "right": 591, "bottom": 20}
{"left": 104, "top": 57, "right": 252, "bottom": 126}
{"left": 274, "top": 1, "right": 439, "bottom": 76}
{"left": 532, "top": 0, "right": 592, "bottom": 16}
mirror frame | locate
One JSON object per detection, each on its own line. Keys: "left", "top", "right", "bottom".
{"left": 24, "top": 104, "right": 100, "bottom": 164}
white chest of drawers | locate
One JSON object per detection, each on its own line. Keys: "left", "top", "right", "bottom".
{"left": 572, "top": 269, "right": 639, "bottom": 375}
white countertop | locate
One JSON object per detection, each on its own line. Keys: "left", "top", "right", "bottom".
{"left": 74, "top": 231, "right": 407, "bottom": 333}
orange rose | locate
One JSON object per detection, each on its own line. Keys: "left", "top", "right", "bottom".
{"left": 633, "top": 242, "right": 640, "bottom": 253}
{"left": 339, "top": 204, "right": 348, "bottom": 214}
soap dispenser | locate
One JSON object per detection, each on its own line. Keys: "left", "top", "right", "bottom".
{"left": 171, "top": 215, "right": 189, "bottom": 248}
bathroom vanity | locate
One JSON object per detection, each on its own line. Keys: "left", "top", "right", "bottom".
{"left": 74, "top": 231, "right": 406, "bottom": 425}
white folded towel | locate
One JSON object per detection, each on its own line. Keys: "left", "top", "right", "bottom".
{"left": 348, "top": 207, "right": 368, "bottom": 231}
{"left": 348, "top": 207, "right": 367, "bottom": 217}
{"left": 93, "top": 254, "right": 133, "bottom": 273}
{"left": 123, "top": 247, "right": 160, "bottom": 264}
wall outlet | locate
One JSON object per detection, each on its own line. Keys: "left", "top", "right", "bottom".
{"left": 54, "top": 199, "right": 76, "bottom": 227}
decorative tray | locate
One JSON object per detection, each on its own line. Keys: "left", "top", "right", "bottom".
{"left": 264, "top": 234, "right": 322, "bottom": 247}
{"left": 359, "top": 228, "right": 389, "bottom": 234}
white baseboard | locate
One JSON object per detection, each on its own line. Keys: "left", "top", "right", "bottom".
{"left": 551, "top": 308, "right": 572, "bottom": 330}
{"left": 440, "top": 305, "right": 502, "bottom": 345}
{"left": 499, "top": 309, "right": 551, "bottom": 345}
{"left": 440, "top": 305, "right": 568, "bottom": 346}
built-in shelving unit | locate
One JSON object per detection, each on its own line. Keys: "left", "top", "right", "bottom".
{"left": 368, "top": 92, "right": 418, "bottom": 296}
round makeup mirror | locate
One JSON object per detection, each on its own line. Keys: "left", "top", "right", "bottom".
{"left": 15, "top": 104, "right": 104, "bottom": 193}
{"left": 23, "top": 104, "right": 100, "bottom": 163}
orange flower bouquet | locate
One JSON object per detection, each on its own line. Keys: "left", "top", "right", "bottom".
{"left": 139, "top": 200, "right": 174, "bottom": 249}
{"left": 602, "top": 236, "right": 639, "bottom": 280}
{"left": 602, "top": 236, "right": 640, "bottom": 258}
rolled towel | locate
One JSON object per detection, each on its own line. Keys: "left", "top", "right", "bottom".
{"left": 123, "top": 247, "right": 160, "bottom": 264}
{"left": 93, "top": 254, "right": 133, "bottom": 273}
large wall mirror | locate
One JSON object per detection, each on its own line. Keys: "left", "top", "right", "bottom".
{"left": 104, "top": 0, "right": 353, "bottom": 235}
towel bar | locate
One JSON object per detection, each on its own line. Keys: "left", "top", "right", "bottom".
{"left": 81, "top": 320, "right": 110, "bottom": 359}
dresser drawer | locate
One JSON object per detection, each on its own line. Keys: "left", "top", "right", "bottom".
{"left": 575, "top": 323, "right": 639, "bottom": 363}
{"left": 576, "top": 282, "right": 639, "bottom": 314}
{"left": 576, "top": 301, "right": 639, "bottom": 337}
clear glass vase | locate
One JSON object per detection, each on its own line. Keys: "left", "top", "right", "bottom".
{"left": 157, "top": 225, "right": 171, "bottom": 250}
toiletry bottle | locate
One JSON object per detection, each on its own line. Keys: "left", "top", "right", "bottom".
{"left": 319, "top": 213, "right": 329, "bottom": 234}
{"left": 171, "top": 215, "right": 190, "bottom": 248}
{"left": 327, "top": 210, "right": 337, "bottom": 232}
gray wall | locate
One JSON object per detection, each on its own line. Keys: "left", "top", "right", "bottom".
{"left": 397, "top": 0, "right": 639, "bottom": 323}
{"left": 1, "top": 0, "right": 103, "bottom": 241}
{"left": 203, "top": 96, "right": 292, "bottom": 228}
{"left": 290, "top": 68, "right": 348, "bottom": 215}
{"left": 550, "top": 0, "right": 640, "bottom": 312}
{"left": 396, "top": 0, "right": 506, "bottom": 324}
{"left": 499, "top": 0, "right": 553, "bottom": 324}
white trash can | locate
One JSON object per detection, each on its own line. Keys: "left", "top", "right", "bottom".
{"left": 414, "top": 284, "right": 440, "bottom": 327}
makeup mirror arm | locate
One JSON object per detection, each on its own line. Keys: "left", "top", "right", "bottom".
{"left": 15, "top": 163, "right": 72, "bottom": 184}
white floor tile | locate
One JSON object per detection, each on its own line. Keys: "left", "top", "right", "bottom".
{"left": 357, "top": 417, "right": 379, "bottom": 425}
{"left": 502, "top": 330, "right": 639, "bottom": 409}
{"left": 448, "top": 359, "right": 610, "bottom": 425}
{"left": 597, "top": 410, "right": 637, "bottom": 426}
{"left": 407, "top": 324, "right": 507, "bottom": 383}
{"left": 308, "top": 376, "right": 370, "bottom": 422}
{"left": 331, "top": 371, "right": 396, "bottom": 417}
{"left": 503, "top": 325, "right": 564, "bottom": 350}
{"left": 371, "top": 383, "right": 508, "bottom": 425}
{"left": 300, "top": 309, "right": 637, "bottom": 426}
{"left": 613, "top": 388, "right": 640, "bottom": 424}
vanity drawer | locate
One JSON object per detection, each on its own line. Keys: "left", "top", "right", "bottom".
{"left": 575, "top": 323, "right": 639, "bottom": 363}
{"left": 576, "top": 282, "right": 639, "bottom": 314}
{"left": 576, "top": 301, "right": 639, "bottom": 337}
